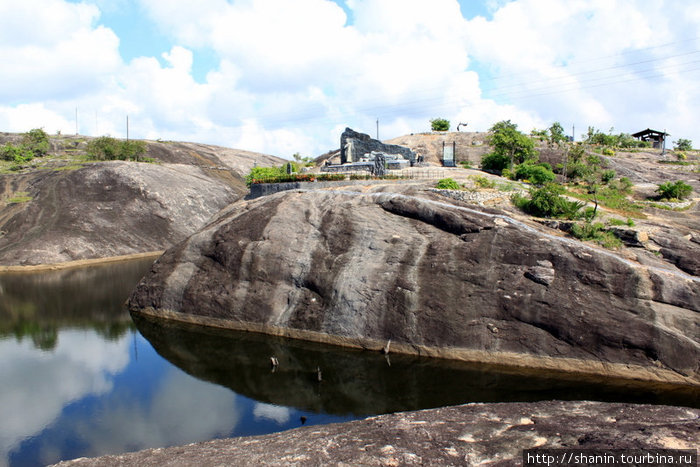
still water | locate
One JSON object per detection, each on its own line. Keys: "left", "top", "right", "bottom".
{"left": 0, "top": 259, "right": 697, "bottom": 467}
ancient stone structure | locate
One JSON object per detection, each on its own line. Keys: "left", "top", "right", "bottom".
{"left": 340, "top": 127, "right": 415, "bottom": 165}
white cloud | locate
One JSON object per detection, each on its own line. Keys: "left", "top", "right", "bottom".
{"left": 0, "top": 331, "right": 130, "bottom": 467}
{"left": 0, "top": 0, "right": 698, "bottom": 155}
{"left": 0, "top": 0, "right": 121, "bottom": 103}
{"left": 253, "top": 402, "right": 291, "bottom": 425}
{"left": 65, "top": 367, "right": 241, "bottom": 462}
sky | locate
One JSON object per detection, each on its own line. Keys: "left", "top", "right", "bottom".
{"left": 1, "top": 0, "right": 699, "bottom": 158}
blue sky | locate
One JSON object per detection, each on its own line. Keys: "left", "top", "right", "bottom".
{"left": 2, "top": 0, "right": 699, "bottom": 157}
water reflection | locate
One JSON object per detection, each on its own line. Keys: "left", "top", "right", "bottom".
{"left": 0, "top": 260, "right": 349, "bottom": 467}
{"left": 0, "top": 259, "right": 697, "bottom": 467}
{"left": 0, "top": 259, "right": 155, "bottom": 348}
{"left": 133, "top": 315, "right": 700, "bottom": 416}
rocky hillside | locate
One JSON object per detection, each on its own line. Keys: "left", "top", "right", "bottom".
{"left": 0, "top": 134, "right": 285, "bottom": 266}
{"left": 128, "top": 184, "right": 699, "bottom": 386}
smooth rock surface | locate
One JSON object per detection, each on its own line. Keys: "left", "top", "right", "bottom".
{"left": 129, "top": 188, "right": 700, "bottom": 385}
{"left": 52, "top": 401, "right": 699, "bottom": 466}
{"left": 0, "top": 162, "right": 240, "bottom": 265}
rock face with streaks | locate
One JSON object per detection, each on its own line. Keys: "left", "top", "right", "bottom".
{"left": 53, "top": 401, "right": 699, "bottom": 466}
{"left": 128, "top": 189, "right": 700, "bottom": 385}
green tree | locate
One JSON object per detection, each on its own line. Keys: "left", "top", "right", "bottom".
{"left": 673, "top": 138, "right": 692, "bottom": 151}
{"left": 548, "top": 122, "right": 566, "bottom": 146}
{"left": 22, "top": 128, "right": 50, "bottom": 156}
{"left": 486, "top": 120, "right": 537, "bottom": 169}
{"left": 430, "top": 118, "right": 450, "bottom": 131}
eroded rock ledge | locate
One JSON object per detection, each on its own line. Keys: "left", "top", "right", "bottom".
{"left": 53, "top": 401, "right": 699, "bottom": 466}
{"left": 128, "top": 189, "right": 700, "bottom": 386}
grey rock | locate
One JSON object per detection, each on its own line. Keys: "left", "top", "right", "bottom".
{"left": 129, "top": 189, "right": 700, "bottom": 385}
{"left": 609, "top": 227, "right": 648, "bottom": 247}
{"left": 52, "top": 401, "right": 699, "bottom": 467}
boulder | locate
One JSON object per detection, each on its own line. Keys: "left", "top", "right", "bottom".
{"left": 0, "top": 162, "right": 241, "bottom": 265}
{"left": 52, "top": 401, "right": 699, "bottom": 466}
{"left": 128, "top": 189, "right": 700, "bottom": 385}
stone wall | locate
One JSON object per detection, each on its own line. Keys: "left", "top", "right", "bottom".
{"left": 340, "top": 127, "right": 415, "bottom": 165}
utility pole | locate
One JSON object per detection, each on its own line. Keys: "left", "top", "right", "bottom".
{"left": 376, "top": 118, "right": 379, "bottom": 140}
{"left": 572, "top": 124, "right": 575, "bottom": 142}
{"left": 75, "top": 107, "right": 79, "bottom": 136}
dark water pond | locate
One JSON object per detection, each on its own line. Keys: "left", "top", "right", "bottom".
{"left": 0, "top": 259, "right": 697, "bottom": 467}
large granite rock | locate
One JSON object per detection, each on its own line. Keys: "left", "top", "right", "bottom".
{"left": 128, "top": 189, "right": 700, "bottom": 386}
{"left": 0, "top": 162, "right": 241, "bottom": 265}
{"left": 53, "top": 401, "right": 699, "bottom": 466}
{"left": 340, "top": 127, "right": 415, "bottom": 165}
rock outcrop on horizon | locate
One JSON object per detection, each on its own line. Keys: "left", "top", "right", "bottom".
{"left": 0, "top": 135, "right": 286, "bottom": 266}
{"left": 128, "top": 187, "right": 700, "bottom": 386}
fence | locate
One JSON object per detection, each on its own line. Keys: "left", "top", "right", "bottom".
{"left": 250, "top": 167, "right": 462, "bottom": 185}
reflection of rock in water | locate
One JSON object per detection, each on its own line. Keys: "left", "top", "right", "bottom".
{"left": 0, "top": 258, "right": 154, "bottom": 347}
{"left": 132, "top": 314, "right": 699, "bottom": 416}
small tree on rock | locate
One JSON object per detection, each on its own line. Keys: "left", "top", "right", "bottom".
{"left": 430, "top": 118, "right": 450, "bottom": 131}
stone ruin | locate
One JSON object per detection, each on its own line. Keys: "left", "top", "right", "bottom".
{"left": 321, "top": 128, "right": 415, "bottom": 175}
{"left": 340, "top": 128, "right": 416, "bottom": 166}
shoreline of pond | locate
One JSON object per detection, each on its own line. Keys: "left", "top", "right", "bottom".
{"left": 0, "top": 251, "right": 163, "bottom": 274}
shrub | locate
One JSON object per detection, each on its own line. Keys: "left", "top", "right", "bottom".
{"left": 469, "top": 175, "right": 495, "bottom": 189}
{"left": 514, "top": 162, "right": 555, "bottom": 186}
{"left": 601, "top": 169, "right": 616, "bottom": 183}
{"left": 87, "top": 136, "right": 147, "bottom": 162}
{"left": 1, "top": 144, "right": 33, "bottom": 163}
{"left": 246, "top": 166, "right": 284, "bottom": 186}
{"left": 481, "top": 152, "right": 511, "bottom": 172}
{"left": 656, "top": 180, "right": 692, "bottom": 200}
{"left": 22, "top": 128, "right": 50, "bottom": 157}
{"left": 602, "top": 147, "right": 615, "bottom": 156}
{"left": 512, "top": 183, "right": 584, "bottom": 219}
{"left": 673, "top": 138, "right": 692, "bottom": 151}
{"left": 571, "top": 222, "right": 622, "bottom": 249}
{"left": 435, "top": 178, "right": 461, "bottom": 190}
{"left": 430, "top": 118, "right": 450, "bottom": 131}
{"left": 459, "top": 160, "right": 473, "bottom": 169}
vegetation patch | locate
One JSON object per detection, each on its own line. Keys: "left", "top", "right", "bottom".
{"left": 435, "top": 178, "right": 462, "bottom": 190}
{"left": 469, "top": 175, "right": 495, "bottom": 189}
{"left": 5, "top": 191, "right": 33, "bottom": 204}
{"left": 570, "top": 222, "right": 622, "bottom": 249}
{"left": 511, "top": 184, "right": 584, "bottom": 219}
{"left": 656, "top": 180, "right": 693, "bottom": 201}
{"left": 86, "top": 137, "right": 149, "bottom": 162}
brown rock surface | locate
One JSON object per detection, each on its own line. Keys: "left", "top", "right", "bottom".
{"left": 0, "top": 162, "right": 241, "bottom": 265}
{"left": 128, "top": 188, "right": 700, "bottom": 385}
{"left": 52, "top": 401, "right": 699, "bottom": 466}
{"left": 0, "top": 135, "right": 286, "bottom": 266}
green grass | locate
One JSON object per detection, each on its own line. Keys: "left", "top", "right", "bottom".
{"left": 607, "top": 217, "right": 635, "bottom": 227}
{"left": 564, "top": 186, "right": 644, "bottom": 218}
{"left": 570, "top": 222, "right": 622, "bottom": 249}
{"left": 6, "top": 192, "right": 32, "bottom": 204}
